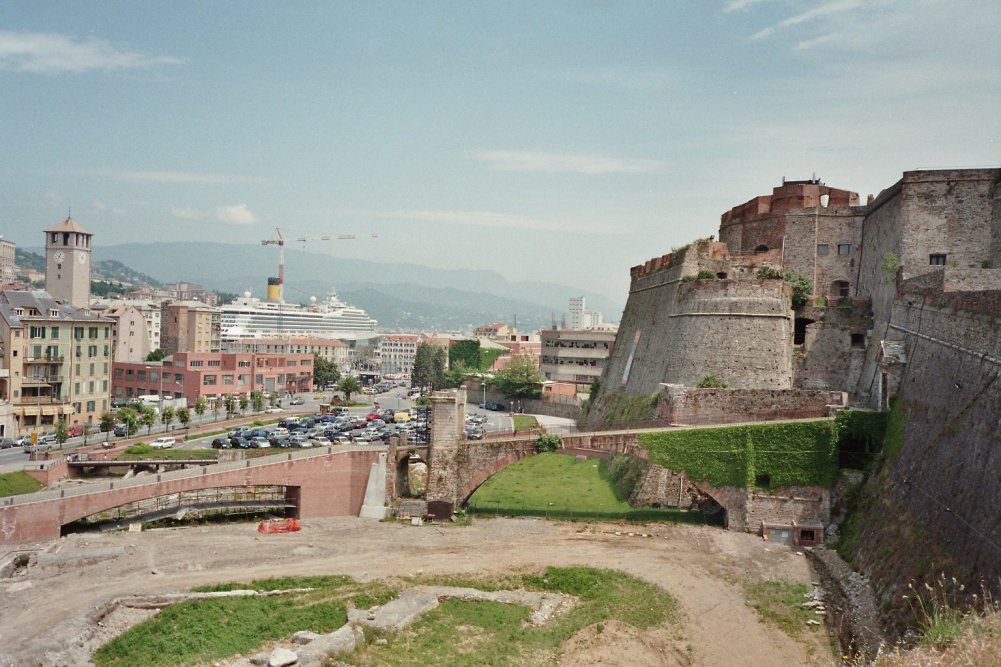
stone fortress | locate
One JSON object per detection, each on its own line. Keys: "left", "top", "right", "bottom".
{"left": 583, "top": 166, "right": 1001, "bottom": 630}
{"left": 585, "top": 167, "right": 1001, "bottom": 427}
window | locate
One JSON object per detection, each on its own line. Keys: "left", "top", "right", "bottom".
{"left": 208, "top": 360, "right": 220, "bottom": 367}
{"left": 86, "top": 400, "right": 95, "bottom": 412}
{"left": 817, "top": 244, "right": 829, "bottom": 256}
{"left": 838, "top": 244, "right": 852, "bottom": 256}
{"left": 190, "top": 360, "right": 203, "bottom": 367}
{"left": 33, "top": 345, "right": 42, "bottom": 358}
{"left": 74, "top": 327, "right": 84, "bottom": 340}
{"left": 223, "top": 374, "right": 234, "bottom": 385}
{"left": 203, "top": 375, "right": 217, "bottom": 386}
{"left": 89, "top": 327, "right": 98, "bottom": 339}
{"left": 851, "top": 334, "right": 865, "bottom": 349}
{"left": 50, "top": 326, "right": 59, "bottom": 338}
{"left": 930, "top": 254, "right": 947, "bottom": 266}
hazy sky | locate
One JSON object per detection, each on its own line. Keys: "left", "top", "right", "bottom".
{"left": 1, "top": 1, "right": 998, "bottom": 302}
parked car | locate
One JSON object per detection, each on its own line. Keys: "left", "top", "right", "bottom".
{"left": 308, "top": 436, "right": 328, "bottom": 447}
{"left": 269, "top": 435, "right": 291, "bottom": 448}
{"left": 0, "top": 438, "right": 15, "bottom": 449}
{"left": 211, "top": 437, "right": 232, "bottom": 449}
{"left": 113, "top": 423, "right": 135, "bottom": 437}
{"left": 248, "top": 436, "right": 270, "bottom": 448}
{"left": 289, "top": 396, "right": 305, "bottom": 405}
{"left": 230, "top": 436, "right": 252, "bottom": 449}
{"left": 288, "top": 433, "right": 310, "bottom": 447}
{"left": 228, "top": 426, "right": 251, "bottom": 438}
{"left": 150, "top": 436, "right": 176, "bottom": 449}
{"left": 264, "top": 406, "right": 283, "bottom": 414}
{"left": 23, "top": 442, "right": 52, "bottom": 454}
{"left": 465, "top": 426, "right": 485, "bottom": 440}
{"left": 269, "top": 427, "right": 290, "bottom": 438}
{"left": 67, "top": 424, "right": 85, "bottom": 438}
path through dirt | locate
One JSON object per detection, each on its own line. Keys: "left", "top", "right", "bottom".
{"left": 0, "top": 517, "right": 835, "bottom": 666}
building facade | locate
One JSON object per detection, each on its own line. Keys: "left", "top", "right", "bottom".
{"left": 0, "top": 290, "right": 112, "bottom": 436}
{"left": 0, "top": 238, "right": 15, "bottom": 286}
{"left": 568, "top": 296, "right": 603, "bottom": 329}
{"left": 226, "top": 337, "right": 348, "bottom": 369}
{"left": 160, "top": 301, "right": 221, "bottom": 356}
{"left": 112, "top": 351, "right": 314, "bottom": 406}
{"left": 379, "top": 334, "right": 420, "bottom": 376}
{"left": 540, "top": 328, "right": 616, "bottom": 390}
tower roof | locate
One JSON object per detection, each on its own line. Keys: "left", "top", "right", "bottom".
{"left": 44, "top": 216, "right": 91, "bottom": 235}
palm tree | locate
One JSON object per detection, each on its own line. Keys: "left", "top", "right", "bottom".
{"left": 337, "top": 376, "right": 362, "bottom": 403}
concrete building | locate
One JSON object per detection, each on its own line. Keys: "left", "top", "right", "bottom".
{"left": 226, "top": 337, "right": 348, "bottom": 369}
{"left": 568, "top": 296, "right": 603, "bottom": 330}
{"left": 92, "top": 298, "right": 164, "bottom": 354}
{"left": 540, "top": 328, "right": 617, "bottom": 391}
{"left": 160, "top": 300, "right": 221, "bottom": 356}
{"left": 0, "top": 238, "right": 15, "bottom": 286}
{"left": 44, "top": 216, "right": 93, "bottom": 310}
{"left": 165, "top": 281, "right": 218, "bottom": 306}
{"left": 113, "top": 350, "right": 314, "bottom": 405}
{"left": 0, "top": 290, "right": 113, "bottom": 436}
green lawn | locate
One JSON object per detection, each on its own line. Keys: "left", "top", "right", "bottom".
{"left": 512, "top": 414, "right": 539, "bottom": 432}
{"left": 467, "top": 452, "right": 719, "bottom": 524}
{"left": 118, "top": 444, "right": 217, "bottom": 461}
{"left": 0, "top": 471, "right": 44, "bottom": 497}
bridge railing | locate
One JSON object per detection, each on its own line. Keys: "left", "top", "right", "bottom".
{"left": 1, "top": 444, "right": 385, "bottom": 509}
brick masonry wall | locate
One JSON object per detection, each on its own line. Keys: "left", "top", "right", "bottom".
{"left": 663, "top": 279, "right": 793, "bottom": 389}
{"left": 657, "top": 386, "right": 845, "bottom": 425}
{"left": 744, "top": 486, "right": 831, "bottom": 530}
{"left": 849, "top": 291, "right": 1001, "bottom": 630}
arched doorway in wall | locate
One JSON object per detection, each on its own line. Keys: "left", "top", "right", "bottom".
{"left": 754, "top": 244, "right": 770, "bottom": 253}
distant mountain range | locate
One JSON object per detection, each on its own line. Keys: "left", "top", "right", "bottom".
{"left": 15, "top": 248, "right": 162, "bottom": 287}
{"left": 23, "top": 242, "right": 624, "bottom": 331}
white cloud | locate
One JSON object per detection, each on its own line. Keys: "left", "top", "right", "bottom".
{"left": 216, "top": 204, "right": 257, "bottom": 226}
{"left": 117, "top": 170, "right": 264, "bottom": 184}
{"left": 751, "top": 0, "right": 867, "bottom": 40}
{"left": 91, "top": 200, "right": 126, "bottom": 215}
{"left": 472, "top": 150, "right": 666, "bottom": 175}
{"left": 0, "top": 30, "right": 183, "bottom": 73}
{"left": 793, "top": 32, "right": 845, "bottom": 51}
{"left": 723, "top": 0, "right": 773, "bottom": 12}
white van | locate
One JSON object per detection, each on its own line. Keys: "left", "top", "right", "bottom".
{"left": 150, "top": 436, "right": 176, "bottom": 449}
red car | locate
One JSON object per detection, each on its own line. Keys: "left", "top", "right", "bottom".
{"left": 67, "top": 424, "right": 85, "bottom": 437}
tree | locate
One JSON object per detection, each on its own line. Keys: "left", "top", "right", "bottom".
{"left": 412, "top": 343, "right": 446, "bottom": 394}
{"left": 194, "top": 396, "right": 207, "bottom": 419}
{"left": 269, "top": 392, "right": 278, "bottom": 407}
{"left": 238, "top": 394, "right": 249, "bottom": 414}
{"left": 161, "top": 406, "right": 175, "bottom": 430}
{"left": 251, "top": 390, "right": 265, "bottom": 412}
{"left": 223, "top": 394, "right": 237, "bottom": 417}
{"left": 494, "top": 354, "right": 543, "bottom": 399}
{"left": 117, "top": 407, "right": 139, "bottom": 437}
{"left": 138, "top": 405, "right": 157, "bottom": 434}
{"left": 337, "top": 376, "right": 361, "bottom": 402}
{"left": 444, "top": 361, "right": 472, "bottom": 389}
{"left": 176, "top": 407, "right": 191, "bottom": 430}
{"left": 55, "top": 420, "right": 69, "bottom": 448}
{"left": 99, "top": 411, "right": 116, "bottom": 441}
{"left": 312, "top": 354, "right": 341, "bottom": 388}
{"left": 145, "top": 349, "right": 165, "bottom": 362}
{"left": 212, "top": 397, "right": 221, "bottom": 421}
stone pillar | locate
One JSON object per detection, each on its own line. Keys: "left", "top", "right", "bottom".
{"left": 424, "top": 389, "right": 465, "bottom": 517}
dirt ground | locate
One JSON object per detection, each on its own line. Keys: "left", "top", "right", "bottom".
{"left": 0, "top": 517, "right": 836, "bottom": 666}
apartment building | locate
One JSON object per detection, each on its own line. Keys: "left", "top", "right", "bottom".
{"left": 226, "top": 337, "right": 348, "bottom": 368}
{"left": 0, "top": 290, "right": 113, "bottom": 435}
{"left": 539, "top": 328, "right": 617, "bottom": 391}
{"left": 379, "top": 334, "right": 419, "bottom": 376}
{"left": 160, "top": 301, "right": 221, "bottom": 356}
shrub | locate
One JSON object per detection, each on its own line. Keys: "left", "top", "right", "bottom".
{"left": 756, "top": 266, "right": 785, "bottom": 280}
{"left": 697, "top": 375, "right": 727, "bottom": 389}
{"left": 534, "top": 434, "right": 561, "bottom": 453}
{"left": 696, "top": 269, "right": 717, "bottom": 280}
{"left": 607, "top": 454, "right": 649, "bottom": 502}
{"left": 681, "top": 274, "right": 697, "bottom": 282}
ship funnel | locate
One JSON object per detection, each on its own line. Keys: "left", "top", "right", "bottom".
{"left": 267, "top": 277, "right": 283, "bottom": 302}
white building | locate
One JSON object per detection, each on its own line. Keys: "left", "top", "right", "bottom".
{"left": 568, "top": 296, "right": 603, "bottom": 330}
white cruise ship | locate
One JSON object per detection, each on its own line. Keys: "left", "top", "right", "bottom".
{"left": 220, "top": 289, "right": 377, "bottom": 342}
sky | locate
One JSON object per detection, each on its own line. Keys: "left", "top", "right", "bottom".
{"left": 1, "top": 0, "right": 999, "bottom": 304}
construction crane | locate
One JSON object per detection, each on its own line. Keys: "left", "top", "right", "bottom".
{"left": 295, "top": 233, "right": 378, "bottom": 249}
{"left": 261, "top": 228, "right": 287, "bottom": 302}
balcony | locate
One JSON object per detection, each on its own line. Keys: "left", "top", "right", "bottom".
{"left": 24, "top": 355, "right": 65, "bottom": 364}
{"left": 22, "top": 376, "right": 65, "bottom": 385}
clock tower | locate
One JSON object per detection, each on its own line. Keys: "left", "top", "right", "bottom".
{"left": 44, "top": 216, "right": 93, "bottom": 309}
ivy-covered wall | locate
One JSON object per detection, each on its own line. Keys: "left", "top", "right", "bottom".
{"left": 638, "top": 420, "right": 838, "bottom": 489}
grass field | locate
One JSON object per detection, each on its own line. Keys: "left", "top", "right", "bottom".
{"left": 95, "top": 568, "right": 677, "bottom": 666}
{"left": 0, "top": 470, "right": 44, "bottom": 497}
{"left": 119, "top": 444, "right": 217, "bottom": 461}
{"left": 512, "top": 414, "right": 539, "bottom": 432}
{"left": 466, "top": 452, "right": 720, "bottom": 524}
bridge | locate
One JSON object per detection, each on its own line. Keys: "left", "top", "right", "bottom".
{"left": 1, "top": 445, "right": 381, "bottom": 543}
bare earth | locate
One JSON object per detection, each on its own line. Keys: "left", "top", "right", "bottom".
{"left": 0, "top": 517, "right": 835, "bottom": 666}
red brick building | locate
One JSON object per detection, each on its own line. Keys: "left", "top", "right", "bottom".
{"left": 112, "top": 351, "right": 313, "bottom": 404}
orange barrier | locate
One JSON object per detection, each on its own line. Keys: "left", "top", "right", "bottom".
{"left": 257, "top": 518, "right": 301, "bottom": 534}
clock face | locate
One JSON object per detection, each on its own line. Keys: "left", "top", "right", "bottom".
{"left": 78, "top": 253, "right": 87, "bottom": 265}
{"left": 53, "top": 251, "right": 65, "bottom": 263}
